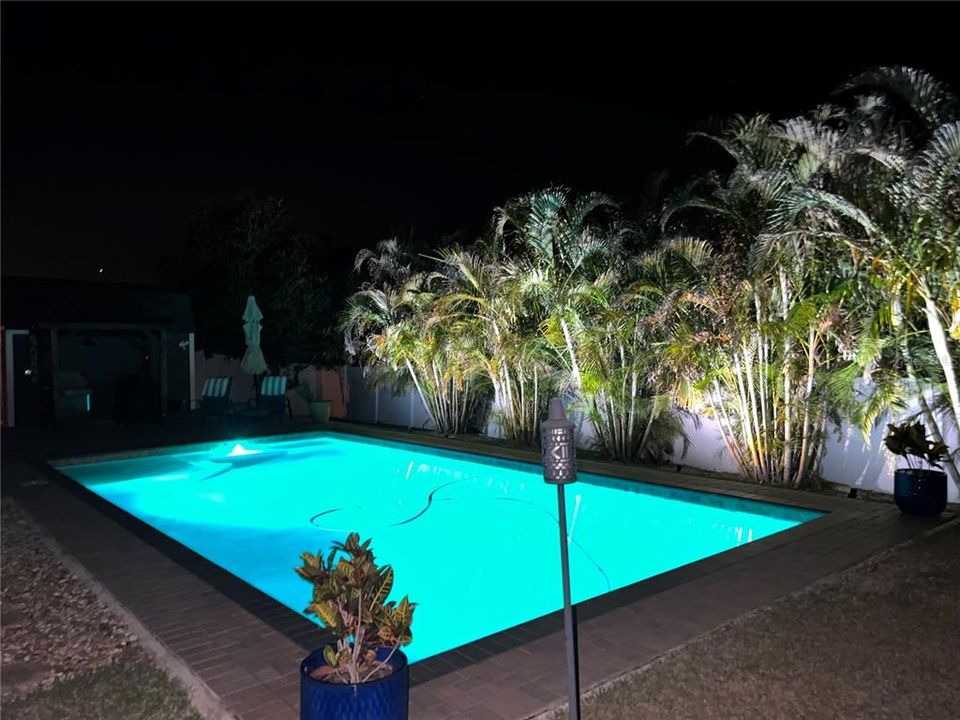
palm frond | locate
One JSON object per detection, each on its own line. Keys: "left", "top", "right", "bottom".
{"left": 838, "top": 66, "right": 959, "bottom": 131}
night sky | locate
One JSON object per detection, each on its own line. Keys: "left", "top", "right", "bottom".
{"left": 3, "top": 3, "right": 958, "bottom": 285}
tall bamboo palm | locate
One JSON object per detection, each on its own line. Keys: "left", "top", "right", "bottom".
{"left": 493, "top": 187, "right": 622, "bottom": 395}
{"left": 832, "top": 68, "right": 960, "bottom": 485}
{"left": 574, "top": 237, "right": 711, "bottom": 461}
{"left": 431, "top": 246, "right": 554, "bottom": 444}
{"left": 342, "top": 239, "right": 486, "bottom": 435}
{"left": 665, "top": 112, "right": 877, "bottom": 486}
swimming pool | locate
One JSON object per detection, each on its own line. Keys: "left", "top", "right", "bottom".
{"left": 57, "top": 432, "right": 821, "bottom": 662}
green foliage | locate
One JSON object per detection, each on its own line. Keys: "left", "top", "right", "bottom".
{"left": 296, "top": 533, "right": 416, "bottom": 685}
{"left": 339, "top": 64, "right": 958, "bottom": 492}
{"left": 341, "top": 238, "right": 488, "bottom": 436}
{"left": 342, "top": 187, "right": 690, "bottom": 458}
{"left": 659, "top": 65, "right": 960, "bottom": 488}
{"left": 159, "top": 193, "right": 339, "bottom": 367}
{"left": 883, "top": 421, "right": 949, "bottom": 469}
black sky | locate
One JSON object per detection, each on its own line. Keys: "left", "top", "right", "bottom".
{"left": 3, "top": 2, "right": 958, "bottom": 285}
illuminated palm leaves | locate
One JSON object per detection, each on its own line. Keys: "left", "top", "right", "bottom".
{"left": 837, "top": 66, "right": 958, "bottom": 134}
{"left": 833, "top": 69, "right": 960, "bottom": 486}
{"left": 493, "top": 187, "right": 691, "bottom": 460}
{"left": 337, "top": 65, "right": 958, "bottom": 490}
{"left": 341, "top": 239, "right": 486, "bottom": 436}
{"left": 665, "top": 66, "right": 959, "bottom": 488}
{"left": 667, "top": 105, "right": 882, "bottom": 486}
{"left": 432, "top": 246, "right": 553, "bottom": 444}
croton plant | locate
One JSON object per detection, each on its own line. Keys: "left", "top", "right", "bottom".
{"left": 884, "top": 421, "right": 949, "bottom": 471}
{"left": 296, "top": 533, "right": 415, "bottom": 684}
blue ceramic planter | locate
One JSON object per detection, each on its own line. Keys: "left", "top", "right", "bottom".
{"left": 894, "top": 469, "right": 947, "bottom": 517}
{"left": 300, "top": 647, "right": 409, "bottom": 720}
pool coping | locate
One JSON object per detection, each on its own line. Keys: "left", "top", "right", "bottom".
{"left": 47, "top": 421, "right": 840, "bottom": 515}
{"left": 14, "top": 421, "right": 954, "bottom": 719}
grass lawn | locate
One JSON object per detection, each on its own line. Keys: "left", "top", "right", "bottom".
{"left": 2, "top": 648, "right": 201, "bottom": 720}
{"left": 552, "top": 519, "right": 959, "bottom": 720}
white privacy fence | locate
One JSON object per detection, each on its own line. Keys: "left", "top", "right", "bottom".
{"left": 195, "top": 356, "right": 958, "bottom": 502}
{"left": 340, "top": 366, "right": 435, "bottom": 431}
{"left": 408, "top": 392, "right": 958, "bottom": 502}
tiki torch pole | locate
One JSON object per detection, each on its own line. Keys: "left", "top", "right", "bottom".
{"left": 541, "top": 398, "right": 580, "bottom": 720}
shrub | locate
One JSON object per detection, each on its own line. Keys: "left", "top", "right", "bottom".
{"left": 296, "top": 533, "right": 415, "bottom": 684}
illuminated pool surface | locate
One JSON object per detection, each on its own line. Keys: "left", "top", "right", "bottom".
{"left": 59, "top": 432, "right": 821, "bottom": 662}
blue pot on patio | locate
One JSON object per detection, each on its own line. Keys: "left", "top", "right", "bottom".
{"left": 300, "top": 647, "right": 408, "bottom": 720}
{"left": 893, "top": 468, "right": 947, "bottom": 517}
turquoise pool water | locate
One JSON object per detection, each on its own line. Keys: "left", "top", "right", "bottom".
{"left": 58, "top": 432, "right": 820, "bottom": 662}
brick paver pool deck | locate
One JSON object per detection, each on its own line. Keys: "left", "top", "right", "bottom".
{"left": 3, "top": 422, "right": 950, "bottom": 720}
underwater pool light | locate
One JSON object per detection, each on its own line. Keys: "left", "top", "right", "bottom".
{"left": 209, "top": 442, "right": 286, "bottom": 468}
{"left": 226, "top": 443, "right": 261, "bottom": 458}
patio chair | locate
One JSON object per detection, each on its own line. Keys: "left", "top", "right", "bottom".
{"left": 235, "top": 375, "right": 289, "bottom": 423}
{"left": 191, "top": 376, "right": 233, "bottom": 419}
{"left": 258, "top": 375, "right": 289, "bottom": 420}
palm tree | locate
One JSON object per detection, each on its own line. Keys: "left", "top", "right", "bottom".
{"left": 341, "top": 239, "right": 486, "bottom": 436}
{"left": 576, "top": 237, "right": 712, "bottom": 462}
{"left": 664, "top": 110, "right": 878, "bottom": 486}
{"left": 832, "top": 68, "right": 960, "bottom": 485}
{"left": 493, "top": 187, "right": 622, "bottom": 395}
{"left": 431, "top": 246, "right": 553, "bottom": 444}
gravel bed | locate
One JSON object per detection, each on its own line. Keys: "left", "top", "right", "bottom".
{"left": 1, "top": 498, "right": 137, "bottom": 700}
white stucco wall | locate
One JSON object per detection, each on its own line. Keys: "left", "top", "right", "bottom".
{"left": 339, "top": 377, "right": 959, "bottom": 502}
{"left": 821, "top": 414, "right": 959, "bottom": 502}
{"left": 340, "top": 366, "right": 435, "bottom": 431}
{"left": 673, "top": 414, "right": 742, "bottom": 475}
{"left": 678, "top": 406, "right": 959, "bottom": 502}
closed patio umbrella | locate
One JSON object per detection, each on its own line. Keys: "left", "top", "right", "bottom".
{"left": 241, "top": 295, "right": 269, "bottom": 376}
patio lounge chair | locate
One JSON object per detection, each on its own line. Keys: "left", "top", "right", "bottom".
{"left": 235, "top": 375, "right": 289, "bottom": 423}
{"left": 191, "top": 376, "right": 233, "bottom": 419}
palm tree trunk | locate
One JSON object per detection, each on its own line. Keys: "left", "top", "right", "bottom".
{"left": 502, "top": 362, "right": 516, "bottom": 438}
{"left": 921, "top": 288, "right": 960, "bottom": 426}
{"left": 638, "top": 397, "right": 656, "bottom": 460}
{"left": 743, "top": 344, "right": 768, "bottom": 482}
{"left": 533, "top": 365, "right": 540, "bottom": 445}
{"left": 754, "top": 291, "right": 774, "bottom": 483}
{"left": 404, "top": 358, "right": 436, "bottom": 428}
{"left": 780, "top": 270, "right": 794, "bottom": 487}
{"left": 794, "top": 327, "right": 818, "bottom": 487}
{"left": 559, "top": 316, "right": 583, "bottom": 392}
{"left": 711, "top": 380, "right": 750, "bottom": 476}
{"left": 733, "top": 354, "right": 763, "bottom": 481}
{"left": 431, "top": 360, "right": 447, "bottom": 433}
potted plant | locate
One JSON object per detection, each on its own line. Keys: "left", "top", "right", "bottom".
{"left": 295, "top": 533, "right": 415, "bottom": 720}
{"left": 296, "top": 382, "right": 331, "bottom": 423}
{"left": 883, "top": 420, "right": 949, "bottom": 517}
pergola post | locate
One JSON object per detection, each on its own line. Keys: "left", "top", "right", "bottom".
{"left": 50, "top": 328, "right": 60, "bottom": 426}
{"left": 159, "top": 329, "right": 168, "bottom": 419}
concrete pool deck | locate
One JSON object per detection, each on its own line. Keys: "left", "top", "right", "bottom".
{"left": 3, "top": 421, "right": 952, "bottom": 719}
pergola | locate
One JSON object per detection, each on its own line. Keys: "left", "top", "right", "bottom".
{"left": 2, "top": 276, "right": 195, "bottom": 427}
